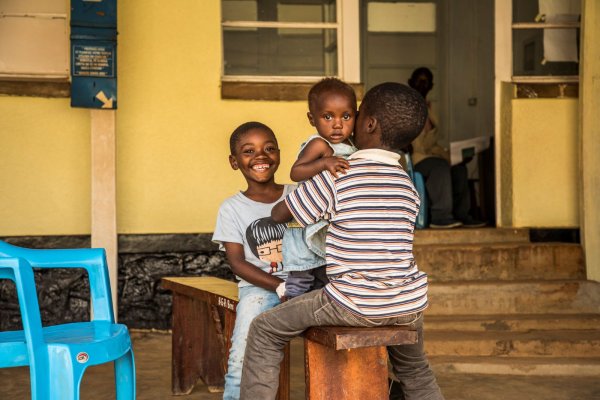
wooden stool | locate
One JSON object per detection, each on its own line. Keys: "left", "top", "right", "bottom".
{"left": 162, "top": 276, "right": 290, "bottom": 399}
{"left": 304, "top": 326, "right": 417, "bottom": 400}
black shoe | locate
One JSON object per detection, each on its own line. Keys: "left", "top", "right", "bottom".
{"left": 461, "top": 217, "right": 487, "bottom": 228}
{"left": 429, "top": 219, "right": 463, "bottom": 229}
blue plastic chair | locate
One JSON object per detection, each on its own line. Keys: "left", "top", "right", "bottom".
{"left": 0, "top": 241, "right": 135, "bottom": 400}
{"left": 403, "top": 152, "right": 429, "bottom": 229}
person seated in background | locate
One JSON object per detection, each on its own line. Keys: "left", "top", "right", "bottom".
{"left": 408, "top": 67, "right": 485, "bottom": 229}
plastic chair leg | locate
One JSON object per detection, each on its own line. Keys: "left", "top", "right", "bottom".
{"left": 29, "top": 364, "right": 50, "bottom": 400}
{"left": 114, "top": 349, "right": 136, "bottom": 399}
{"left": 48, "top": 351, "right": 86, "bottom": 400}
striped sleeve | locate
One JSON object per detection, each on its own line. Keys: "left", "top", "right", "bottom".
{"left": 285, "top": 172, "right": 336, "bottom": 227}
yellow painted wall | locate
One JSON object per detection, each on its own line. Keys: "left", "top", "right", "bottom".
{"left": 510, "top": 98, "right": 579, "bottom": 227}
{"left": 0, "top": 97, "right": 90, "bottom": 235}
{"left": 0, "top": 1, "right": 312, "bottom": 236}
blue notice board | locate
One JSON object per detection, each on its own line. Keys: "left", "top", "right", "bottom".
{"left": 70, "top": 0, "right": 117, "bottom": 109}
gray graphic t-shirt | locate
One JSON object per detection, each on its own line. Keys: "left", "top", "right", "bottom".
{"left": 212, "top": 184, "right": 295, "bottom": 287}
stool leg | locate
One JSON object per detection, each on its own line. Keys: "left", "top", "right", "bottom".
{"left": 305, "top": 340, "right": 389, "bottom": 400}
{"left": 275, "top": 343, "right": 290, "bottom": 400}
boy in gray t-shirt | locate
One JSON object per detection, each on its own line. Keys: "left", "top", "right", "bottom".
{"left": 214, "top": 190, "right": 293, "bottom": 287}
{"left": 211, "top": 121, "right": 292, "bottom": 400}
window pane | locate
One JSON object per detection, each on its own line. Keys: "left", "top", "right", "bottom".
{"left": 223, "top": 27, "right": 337, "bottom": 76}
{"left": 513, "top": 29, "right": 579, "bottom": 76}
{"left": 222, "top": 0, "right": 336, "bottom": 23}
{"left": 513, "top": 0, "right": 540, "bottom": 23}
{"left": 513, "top": 0, "right": 581, "bottom": 23}
{"left": 0, "top": 15, "right": 68, "bottom": 76}
{"left": 2, "top": 0, "right": 65, "bottom": 14}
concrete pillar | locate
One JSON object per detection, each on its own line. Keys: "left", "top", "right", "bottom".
{"left": 580, "top": 0, "right": 600, "bottom": 282}
{"left": 91, "top": 110, "right": 118, "bottom": 317}
{"left": 494, "top": 0, "right": 512, "bottom": 227}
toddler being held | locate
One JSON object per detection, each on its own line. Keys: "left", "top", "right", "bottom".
{"left": 279, "top": 78, "right": 358, "bottom": 299}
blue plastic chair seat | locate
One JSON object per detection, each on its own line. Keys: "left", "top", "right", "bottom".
{"left": 0, "top": 322, "right": 131, "bottom": 368}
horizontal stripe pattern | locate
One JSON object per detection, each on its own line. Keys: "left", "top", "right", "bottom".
{"left": 285, "top": 158, "right": 429, "bottom": 318}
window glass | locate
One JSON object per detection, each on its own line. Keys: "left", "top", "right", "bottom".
{"left": 222, "top": 0, "right": 338, "bottom": 78}
{"left": 0, "top": 0, "right": 68, "bottom": 79}
{"left": 222, "top": 0, "right": 336, "bottom": 23}
{"left": 223, "top": 27, "right": 337, "bottom": 76}
{"left": 511, "top": 0, "right": 580, "bottom": 79}
{"left": 513, "top": 0, "right": 541, "bottom": 23}
{"left": 512, "top": 28, "right": 579, "bottom": 76}
{"left": 513, "top": 0, "right": 581, "bottom": 23}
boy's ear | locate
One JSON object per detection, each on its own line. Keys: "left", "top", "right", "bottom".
{"left": 307, "top": 112, "right": 316, "bottom": 127}
{"left": 365, "top": 115, "right": 378, "bottom": 134}
{"left": 229, "top": 154, "right": 239, "bottom": 170}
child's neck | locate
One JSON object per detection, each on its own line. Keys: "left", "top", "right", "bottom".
{"left": 243, "top": 181, "right": 284, "bottom": 203}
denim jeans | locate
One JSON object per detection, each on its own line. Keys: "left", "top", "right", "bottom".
{"left": 240, "top": 289, "right": 444, "bottom": 400}
{"left": 282, "top": 219, "right": 328, "bottom": 271}
{"left": 223, "top": 285, "right": 281, "bottom": 400}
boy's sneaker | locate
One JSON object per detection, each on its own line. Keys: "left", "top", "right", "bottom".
{"left": 429, "top": 219, "right": 463, "bottom": 229}
{"left": 461, "top": 217, "right": 487, "bottom": 228}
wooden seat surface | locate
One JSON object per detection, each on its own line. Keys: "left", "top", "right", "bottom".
{"left": 162, "top": 276, "right": 238, "bottom": 299}
{"left": 304, "top": 325, "right": 418, "bottom": 350}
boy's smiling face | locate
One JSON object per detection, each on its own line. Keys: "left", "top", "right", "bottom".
{"left": 229, "top": 128, "right": 280, "bottom": 184}
{"left": 308, "top": 93, "right": 356, "bottom": 144}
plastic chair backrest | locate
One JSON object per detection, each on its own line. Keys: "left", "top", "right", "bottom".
{"left": 0, "top": 241, "right": 114, "bottom": 322}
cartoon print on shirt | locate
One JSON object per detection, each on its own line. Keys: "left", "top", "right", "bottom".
{"left": 246, "top": 217, "right": 287, "bottom": 273}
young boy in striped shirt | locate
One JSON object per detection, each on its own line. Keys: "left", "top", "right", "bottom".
{"left": 240, "top": 82, "right": 444, "bottom": 400}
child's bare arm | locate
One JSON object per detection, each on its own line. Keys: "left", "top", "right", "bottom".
{"left": 272, "top": 200, "right": 293, "bottom": 223}
{"left": 290, "top": 138, "right": 350, "bottom": 181}
{"left": 223, "top": 242, "right": 283, "bottom": 292}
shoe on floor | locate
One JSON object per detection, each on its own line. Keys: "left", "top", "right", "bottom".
{"left": 429, "top": 219, "right": 463, "bottom": 229}
{"left": 461, "top": 218, "right": 487, "bottom": 228}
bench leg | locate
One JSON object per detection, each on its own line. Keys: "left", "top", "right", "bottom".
{"left": 305, "top": 339, "right": 389, "bottom": 400}
{"left": 171, "top": 293, "right": 227, "bottom": 394}
{"left": 276, "top": 343, "right": 290, "bottom": 400}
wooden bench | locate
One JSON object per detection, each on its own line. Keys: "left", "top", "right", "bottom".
{"left": 163, "top": 276, "right": 418, "bottom": 399}
{"left": 303, "top": 325, "right": 418, "bottom": 400}
{"left": 161, "top": 276, "right": 290, "bottom": 399}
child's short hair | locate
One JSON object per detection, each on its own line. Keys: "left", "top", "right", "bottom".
{"left": 308, "top": 77, "right": 357, "bottom": 114}
{"left": 360, "top": 82, "right": 428, "bottom": 151}
{"left": 230, "top": 121, "right": 276, "bottom": 154}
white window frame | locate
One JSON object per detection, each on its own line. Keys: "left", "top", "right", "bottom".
{"left": 0, "top": 3, "right": 69, "bottom": 81}
{"left": 221, "top": 0, "right": 360, "bottom": 83}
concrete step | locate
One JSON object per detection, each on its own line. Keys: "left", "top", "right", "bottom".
{"left": 414, "top": 228, "right": 530, "bottom": 245}
{"left": 427, "top": 280, "right": 600, "bottom": 315}
{"left": 425, "top": 314, "right": 600, "bottom": 332}
{"left": 414, "top": 243, "right": 584, "bottom": 282}
{"left": 424, "top": 330, "right": 600, "bottom": 358}
{"left": 430, "top": 356, "right": 600, "bottom": 376}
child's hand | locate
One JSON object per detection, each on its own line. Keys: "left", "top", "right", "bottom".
{"left": 276, "top": 282, "right": 287, "bottom": 301}
{"left": 321, "top": 156, "right": 350, "bottom": 178}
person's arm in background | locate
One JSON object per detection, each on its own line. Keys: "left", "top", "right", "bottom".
{"left": 414, "top": 102, "right": 450, "bottom": 163}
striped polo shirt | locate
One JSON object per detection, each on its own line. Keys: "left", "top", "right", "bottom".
{"left": 285, "top": 148, "right": 429, "bottom": 318}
